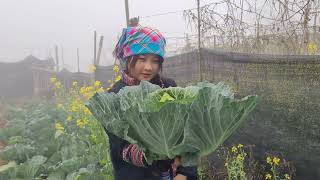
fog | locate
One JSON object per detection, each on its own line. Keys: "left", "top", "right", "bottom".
{"left": 0, "top": 0, "right": 197, "bottom": 71}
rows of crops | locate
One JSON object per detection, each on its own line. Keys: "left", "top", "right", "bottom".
{"left": 0, "top": 79, "right": 114, "bottom": 180}
{"left": 0, "top": 69, "right": 295, "bottom": 180}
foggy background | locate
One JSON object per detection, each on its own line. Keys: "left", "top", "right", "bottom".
{"left": 0, "top": 0, "right": 198, "bottom": 72}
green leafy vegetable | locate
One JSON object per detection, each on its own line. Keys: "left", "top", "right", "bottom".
{"left": 87, "top": 81, "right": 259, "bottom": 165}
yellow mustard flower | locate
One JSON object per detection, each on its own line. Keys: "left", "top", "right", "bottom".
{"left": 237, "top": 144, "right": 244, "bottom": 148}
{"left": 273, "top": 157, "right": 280, "bottom": 165}
{"left": 72, "top": 81, "right": 78, "bottom": 87}
{"left": 265, "top": 173, "right": 272, "bottom": 180}
{"left": 70, "top": 102, "right": 79, "bottom": 112}
{"left": 236, "top": 154, "right": 244, "bottom": 161}
{"left": 55, "top": 122, "right": 64, "bottom": 131}
{"left": 113, "top": 65, "right": 119, "bottom": 72}
{"left": 50, "top": 77, "right": 57, "bottom": 83}
{"left": 84, "top": 107, "right": 92, "bottom": 115}
{"left": 55, "top": 81, "right": 61, "bottom": 89}
{"left": 231, "top": 146, "right": 237, "bottom": 153}
{"left": 86, "top": 86, "right": 94, "bottom": 92}
{"left": 66, "top": 116, "right": 72, "bottom": 122}
{"left": 284, "top": 174, "right": 290, "bottom": 180}
{"left": 76, "top": 119, "right": 85, "bottom": 128}
{"left": 266, "top": 156, "right": 273, "bottom": 165}
{"left": 77, "top": 118, "right": 89, "bottom": 128}
{"left": 89, "top": 65, "right": 96, "bottom": 72}
{"left": 80, "top": 87, "right": 86, "bottom": 94}
{"left": 308, "top": 42, "right": 317, "bottom": 55}
{"left": 96, "top": 87, "right": 104, "bottom": 93}
{"left": 83, "top": 120, "right": 89, "bottom": 125}
{"left": 94, "top": 80, "right": 101, "bottom": 87}
{"left": 115, "top": 75, "right": 121, "bottom": 82}
{"left": 83, "top": 92, "right": 94, "bottom": 99}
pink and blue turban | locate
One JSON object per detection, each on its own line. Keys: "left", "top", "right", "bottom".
{"left": 113, "top": 26, "right": 166, "bottom": 65}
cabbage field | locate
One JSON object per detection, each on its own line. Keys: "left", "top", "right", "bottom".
{"left": 0, "top": 79, "right": 113, "bottom": 180}
{"left": 0, "top": 73, "right": 295, "bottom": 180}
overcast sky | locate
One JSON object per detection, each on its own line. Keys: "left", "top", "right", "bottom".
{"left": 0, "top": 0, "right": 199, "bottom": 72}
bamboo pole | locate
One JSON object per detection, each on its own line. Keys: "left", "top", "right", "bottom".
{"left": 77, "top": 48, "right": 80, "bottom": 72}
{"left": 55, "top": 45, "right": 59, "bottom": 72}
{"left": 96, "top": 36, "right": 104, "bottom": 66}
{"left": 94, "top": 31, "right": 97, "bottom": 64}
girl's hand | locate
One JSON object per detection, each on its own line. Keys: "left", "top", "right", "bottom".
{"left": 174, "top": 174, "right": 187, "bottom": 180}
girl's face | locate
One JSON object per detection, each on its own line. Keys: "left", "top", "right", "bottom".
{"left": 128, "top": 54, "right": 161, "bottom": 81}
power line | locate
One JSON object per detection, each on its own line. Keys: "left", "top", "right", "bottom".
{"left": 139, "top": 1, "right": 225, "bottom": 19}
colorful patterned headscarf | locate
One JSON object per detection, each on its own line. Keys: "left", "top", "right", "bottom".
{"left": 113, "top": 26, "right": 166, "bottom": 65}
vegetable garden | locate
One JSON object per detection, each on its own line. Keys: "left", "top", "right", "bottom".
{"left": 0, "top": 64, "right": 299, "bottom": 180}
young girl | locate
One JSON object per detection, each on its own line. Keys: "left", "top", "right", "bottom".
{"left": 105, "top": 26, "right": 197, "bottom": 180}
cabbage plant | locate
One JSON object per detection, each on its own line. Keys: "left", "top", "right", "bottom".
{"left": 87, "top": 82, "right": 258, "bottom": 166}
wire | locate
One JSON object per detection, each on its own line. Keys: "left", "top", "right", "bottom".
{"left": 139, "top": 1, "right": 225, "bottom": 19}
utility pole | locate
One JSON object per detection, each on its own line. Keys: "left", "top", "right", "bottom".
{"left": 197, "top": 0, "right": 204, "bottom": 81}
{"left": 55, "top": 45, "right": 59, "bottom": 72}
{"left": 77, "top": 48, "right": 80, "bottom": 72}
{"left": 125, "top": 0, "right": 130, "bottom": 27}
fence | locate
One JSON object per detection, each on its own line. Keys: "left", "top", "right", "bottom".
{"left": 163, "top": 49, "right": 320, "bottom": 179}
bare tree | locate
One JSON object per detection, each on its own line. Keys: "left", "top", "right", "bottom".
{"left": 183, "top": 0, "right": 317, "bottom": 55}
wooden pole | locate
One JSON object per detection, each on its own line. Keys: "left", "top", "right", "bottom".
{"left": 313, "top": 0, "right": 319, "bottom": 40}
{"left": 197, "top": 0, "right": 203, "bottom": 81}
{"left": 96, "top": 36, "right": 104, "bottom": 66}
{"left": 77, "top": 48, "right": 80, "bottom": 72}
{"left": 55, "top": 45, "right": 59, "bottom": 72}
{"left": 94, "top": 31, "right": 97, "bottom": 64}
{"left": 61, "top": 46, "right": 64, "bottom": 69}
{"left": 304, "top": 2, "right": 311, "bottom": 45}
{"left": 125, "top": 0, "right": 130, "bottom": 27}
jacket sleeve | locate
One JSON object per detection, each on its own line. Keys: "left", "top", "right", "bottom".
{"left": 106, "top": 130, "right": 147, "bottom": 167}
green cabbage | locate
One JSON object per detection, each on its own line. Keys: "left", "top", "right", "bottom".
{"left": 87, "top": 81, "right": 258, "bottom": 166}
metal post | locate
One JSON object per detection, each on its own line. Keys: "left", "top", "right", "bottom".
{"left": 197, "top": 0, "right": 203, "bottom": 81}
